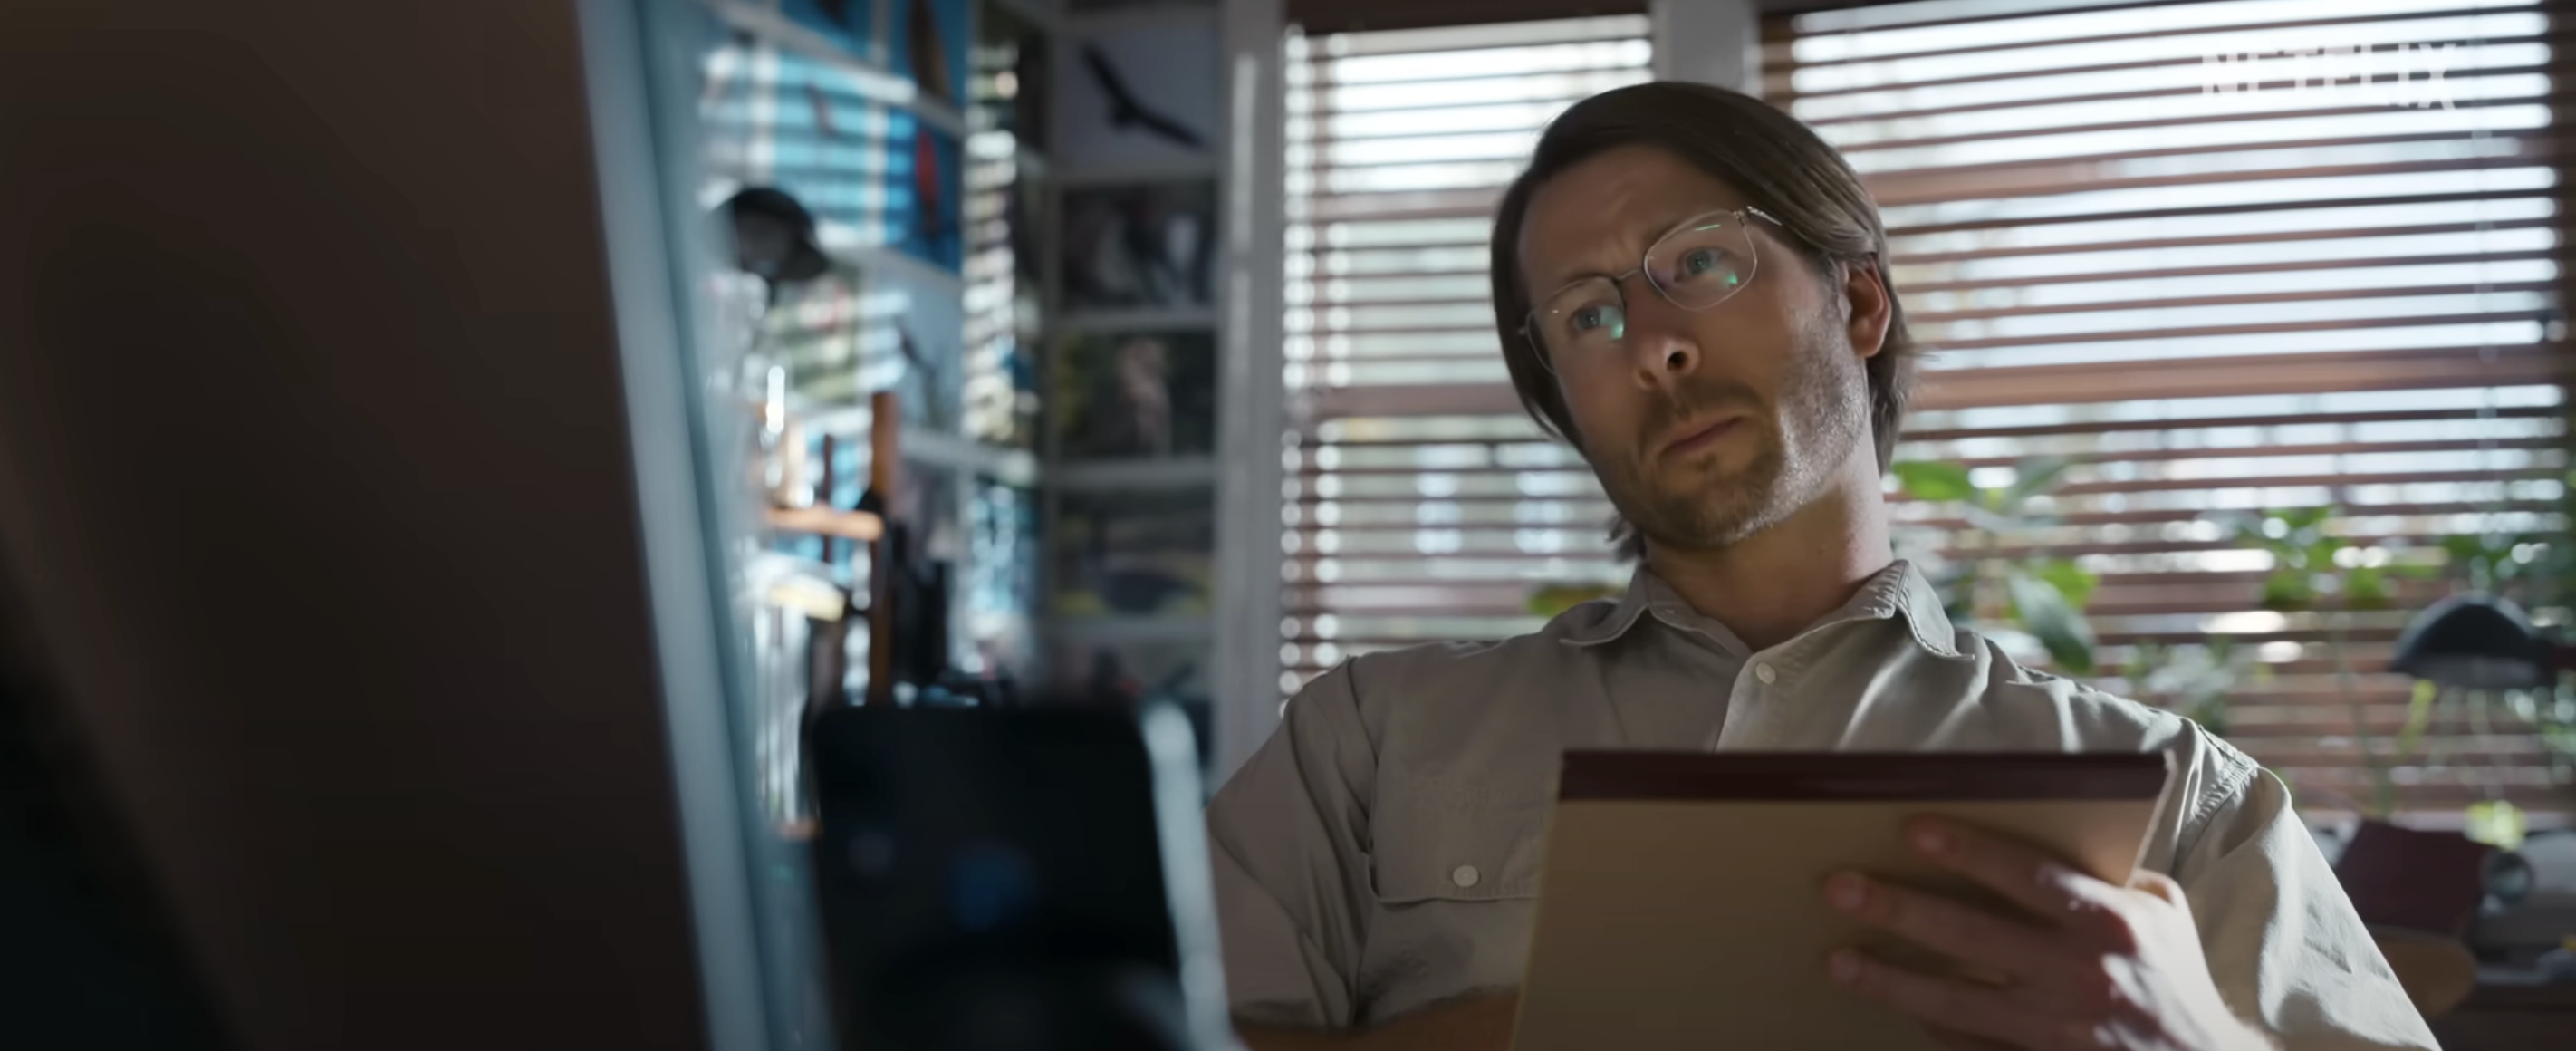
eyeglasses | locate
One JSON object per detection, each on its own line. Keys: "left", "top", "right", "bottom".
{"left": 1521, "top": 207, "right": 1783, "bottom": 375}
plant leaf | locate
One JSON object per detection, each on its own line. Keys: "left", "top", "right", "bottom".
{"left": 2008, "top": 572, "right": 2097, "bottom": 675}
{"left": 2002, "top": 457, "right": 2073, "bottom": 509}
{"left": 2397, "top": 680, "right": 2438, "bottom": 756}
{"left": 1961, "top": 505, "right": 2018, "bottom": 535}
{"left": 2123, "top": 641, "right": 2163, "bottom": 683}
{"left": 2036, "top": 557, "right": 2100, "bottom": 611}
{"left": 2442, "top": 533, "right": 2492, "bottom": 563}
{"left": 2188, "top": 697, "right": 2230, "bottom": 738}
{"left": 2259, "top": 572, "right": 2314, "bottom": 612}
{"left": 2392, "top": 559, "right": 2445, "bottom": 582}
{"left": 2464, "top": 800, "right": 2528, "bottom": 851}
{"left": 1525, "top": 582, "right": 1621, "bottom": 617}
{"left": 1891, "top": 461, "right": 1976, "bottom": 502}
{"left": 2218, "top": 513, "right": 2267, "bottom": 547}
{"left": 2282, "top": 506, "right": 2336, "bottom": 530}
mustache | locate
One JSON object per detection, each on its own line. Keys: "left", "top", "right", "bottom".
{"left": 1639, "top": 381, "right": 1761, "bottom": 449}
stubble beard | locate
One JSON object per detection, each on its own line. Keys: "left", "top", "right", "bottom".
{"left": 1599, "top": 326, "right": 1870, "bottom": 555}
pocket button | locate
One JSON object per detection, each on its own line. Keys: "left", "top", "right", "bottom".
{"left": 1452, "top": 864, "right": 1481, "bottom": 888}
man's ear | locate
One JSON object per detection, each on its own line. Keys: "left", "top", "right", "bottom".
{"left": 1840, "top": 257, "right": 1893, "bottom": 362}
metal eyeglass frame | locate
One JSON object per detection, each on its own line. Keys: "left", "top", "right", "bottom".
{"left": 1520, "top": 206, "right": 1789, "bottom": 376}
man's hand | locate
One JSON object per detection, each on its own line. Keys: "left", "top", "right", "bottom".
{"left": 1821, "top": 816, "right": 2274, "bottom": 1051}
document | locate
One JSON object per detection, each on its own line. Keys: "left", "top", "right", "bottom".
{"left": 1510, "top": 751, "right": 2175, "bottom": 1051}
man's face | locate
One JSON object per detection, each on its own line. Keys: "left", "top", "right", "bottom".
{"left": 1515, "top": 144, "right": 1880, "bottom": 553}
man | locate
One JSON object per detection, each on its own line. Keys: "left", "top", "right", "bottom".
{"left": 1206, "top": 82, "right": 2435, "bottom": 1051}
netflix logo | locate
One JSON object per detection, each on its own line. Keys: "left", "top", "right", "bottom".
{"left": 2201, "top": 43, "right": 2460, "bottom": 111}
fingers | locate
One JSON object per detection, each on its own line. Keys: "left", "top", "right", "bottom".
{"left": 1905, "top": 817, "right": 2134, "bottom": 950}
{"left": 2125, "top": 867, "right": 2189, "bottom": 910}
{"left": 1829, "top": 948, "right": 2068, "bottom": 1049}
{"left": 1822, "top": 871, "right": 2055, "bottom": 982}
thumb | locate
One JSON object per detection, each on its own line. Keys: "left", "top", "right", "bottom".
{"left": 2126, "top": 867, "right": 2189, "bottom": 909}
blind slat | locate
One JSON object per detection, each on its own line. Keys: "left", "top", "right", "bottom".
{"left": 1764, "top": 5, "right": 2544, "bottom": 72}
{"left": 1282, "top": 1, "right": 2571, "bottom": 811}
{"left": 1795, "top": 60, "right": 2553, "bottom": 126}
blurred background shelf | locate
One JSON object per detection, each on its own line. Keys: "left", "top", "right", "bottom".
{"left": 765, "top": 505, "right": 886, "bottom": 542}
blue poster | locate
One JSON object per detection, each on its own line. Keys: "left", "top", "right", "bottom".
{"left": 741, "top": 62, "right": 962, "bottom": 274}
{"left": 779, "top": 0, "right": 968, "bottom": 111}
{"left": 881, "top": 112, "right": 964, "bottom": 273}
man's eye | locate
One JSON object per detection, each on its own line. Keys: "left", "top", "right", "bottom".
{"left": 1680, "top": 248, "right": 1724, "bottom": 275}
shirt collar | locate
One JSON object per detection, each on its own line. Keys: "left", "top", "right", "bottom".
{"left": 1559, "top": 559, "right": 1961, "bottom": 659}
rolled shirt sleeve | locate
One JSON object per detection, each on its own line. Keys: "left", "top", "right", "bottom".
{"left": 1206, "top": 662, "right": 1378, "bottom": 1029}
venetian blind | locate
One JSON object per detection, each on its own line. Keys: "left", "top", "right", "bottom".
{"left": 1279, "top": 14, "right": 1652, "bottom": 696}
{"left": 1768, "top": 0, "right": 2572, "bottom": 815}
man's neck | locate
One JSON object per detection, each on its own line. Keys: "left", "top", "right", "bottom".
{"left": 1642, "top": 462, "right": 1894, "bottom": 653}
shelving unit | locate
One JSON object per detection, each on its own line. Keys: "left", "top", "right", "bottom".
{"left": 1034, "top": 0, "right": 1231, "bottom": 774}
{"left": 764, "top": 504, "right": 887, "bottom": 542}
{"left": 1056, "top": 306, "right": 1222, "bottom": 333}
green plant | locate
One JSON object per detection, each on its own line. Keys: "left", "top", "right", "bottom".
{"left": 1893, "top": 458, "right": 2099, "bottom": 674}
{"left": 2234, "top": 506, "right": 2397, "bottom": 613}
{"left": 2121, "top": 637, "right": 2264, "bottom": 738}
{"left": 2229, "top": 506, "right": 2402, "bottom": 815}
{"left": 1525, "top": 582, "right": 1623, "bottom": 618}
{"left": 2395, "top": 528, "right": 2576, "bottom": 815}
{"left": 2419, "top": 527, "right": 2575, "bottom": 609}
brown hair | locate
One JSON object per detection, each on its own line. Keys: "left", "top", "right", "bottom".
{"left": 1487, "top": 82, "right": 1924, "bottom": 557}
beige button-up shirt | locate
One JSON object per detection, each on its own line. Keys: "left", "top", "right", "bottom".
{"left": 1206, "top": 561, "right": 2437, "bottom": 1048}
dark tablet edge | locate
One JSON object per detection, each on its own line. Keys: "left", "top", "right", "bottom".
{"left": 1556, "top": 751, "right": 2174, "bottom": 802}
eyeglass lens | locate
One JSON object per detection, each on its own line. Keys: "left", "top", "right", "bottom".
{"left": 1533, "top": 213, "right": 1758, "bottom": 368}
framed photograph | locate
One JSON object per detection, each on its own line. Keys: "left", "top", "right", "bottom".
{"left": 1053, "top": 329, "right": 1216, "bottom": 459}
{"left": 1050, "top": 488, "right": 1213, "bottom": 618}
{"left": 1062, "top": 180, "right": 1216, "bottom": 311}
{"left": 1055, "top": 14, "right": 1220, "bottom": 169}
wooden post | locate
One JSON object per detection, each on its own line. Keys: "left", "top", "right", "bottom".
{"left": 866, "top": 390, "right": 899, "bottom": 707}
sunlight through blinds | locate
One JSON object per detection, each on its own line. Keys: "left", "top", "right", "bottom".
{"left": 1771, "top": 0, "right": 2572, "bottom": 815}
{"left": 1280, "top": 14, "right": 1653, "bottom": 698}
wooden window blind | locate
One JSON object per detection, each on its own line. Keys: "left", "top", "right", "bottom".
{"left": 1767, "top": 0, "right": 2572, "bottom": 816}
{"left": 1279, "top": 14, "right": 1651, "bottom": 697}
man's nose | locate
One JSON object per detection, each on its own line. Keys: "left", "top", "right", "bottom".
{"left": 1620, "top": 283, "right": 1702, "bottom": 386}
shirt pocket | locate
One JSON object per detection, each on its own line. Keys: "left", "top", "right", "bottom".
{"left": 1367, "top": 776, "right": 1545, "bottom": 904}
